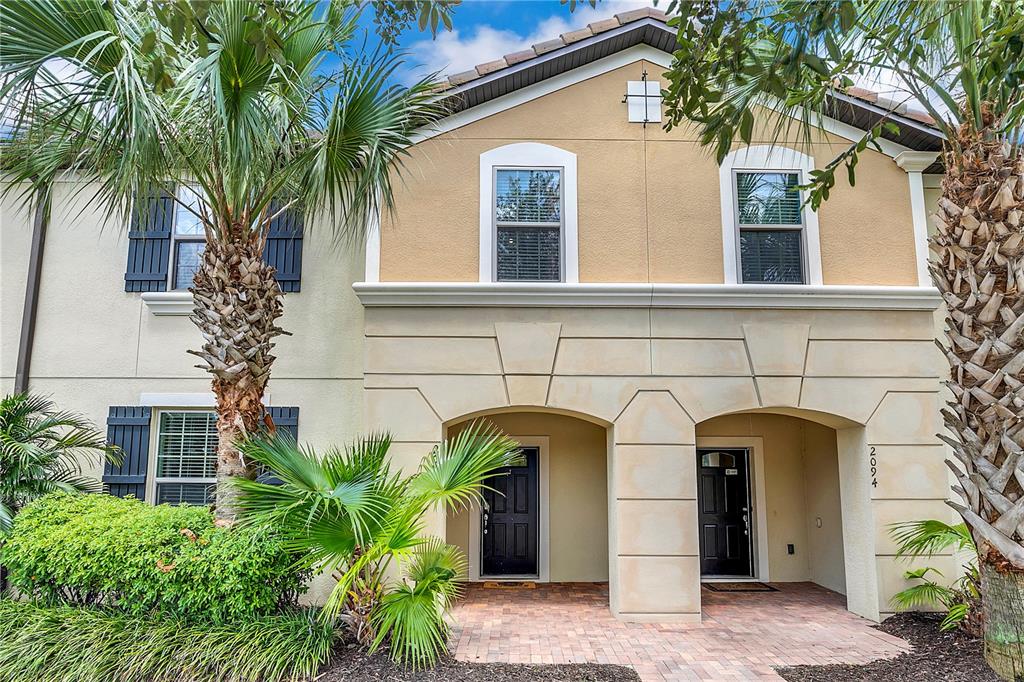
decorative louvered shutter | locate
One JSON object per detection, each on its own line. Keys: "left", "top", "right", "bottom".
{"left": 124, "top": 191, "right": 174, "bottom": 292}
{"left": 256, "top": 406, "right": 300, "bottom": 485}
{"left": 103, "top": 406, "right": 152, "bottom": 499}
{"left": 263, "top": 203, "right": 304, "bottom": 292}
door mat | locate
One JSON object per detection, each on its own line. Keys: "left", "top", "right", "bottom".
{"left": 481, "top": 581, "right": 537, "bottom": 589}
{"left": 704, "top": 582, "right": 777, "bottom": 592}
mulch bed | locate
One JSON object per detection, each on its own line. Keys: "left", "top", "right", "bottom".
{"left": 777, "top": 612, "right": 998, "bottom": 681}
{"left": 318, "top": 647, "right": 639, "bottom": 682}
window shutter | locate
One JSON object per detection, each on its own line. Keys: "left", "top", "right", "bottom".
{"left": 124, "top": 191, "right": 174, "bottom": 292}
{"left": 257, "top": 406, "right": 299, "bottom": 485}
{"left": 103, "top": 406, "right": 152, "bottom": 499}
{"left": 263, "top": 203, "right": 304, "bottom": 293}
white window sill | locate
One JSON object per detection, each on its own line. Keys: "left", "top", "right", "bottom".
{"left": 352, "top": 282, "right": 942, "bottom": 310}
{"left": 141, "top": 291, "right": 192, "bottom": 316}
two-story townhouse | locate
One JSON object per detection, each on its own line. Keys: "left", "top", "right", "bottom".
{"left": 1, "top": 10, "right": 952, "bottom": 624}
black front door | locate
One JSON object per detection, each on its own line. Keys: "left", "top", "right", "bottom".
{"left": 697, "top": 448, "right": 752, "bottom": 576}
{"left": 481, "top": 446, "right": 538, "bottom": 576}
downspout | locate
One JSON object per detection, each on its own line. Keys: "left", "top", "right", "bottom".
{"left": 14, "top": 185, "right": 50, "bottom": 394}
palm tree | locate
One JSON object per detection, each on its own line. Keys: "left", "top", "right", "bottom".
{"left": 0, "top": 0, "right": 443, "bottom": 521}
{"left": 0, "top": 393, "right": 116, "bottom": 534}
{"left": 659, "top": 1, "right": 1023, "bottom": 677}
{"left": 233, "top": 421, "right": 522, "bottom": 668}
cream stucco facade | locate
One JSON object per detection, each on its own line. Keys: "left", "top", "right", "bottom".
{"left": 2, "top": 26, "right": 954, "bottom": 625}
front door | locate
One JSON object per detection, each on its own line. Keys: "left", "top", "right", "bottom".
{"left": 481, "top": 446, "right": 538, "bottom": 576}
{"left": 697, "top": 448, "right": 753, "bottom": 576}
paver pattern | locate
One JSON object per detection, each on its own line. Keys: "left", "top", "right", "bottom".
{"left": 449, "top": 582, "right": 910, "bottom": 681}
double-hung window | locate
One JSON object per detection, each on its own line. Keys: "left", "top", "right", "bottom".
{"left": 735, "top": 171, "right": 805, "bottom": 284}
{"left": 171, "top": 185, "right": 206, "bottom": 290}
{"left": 494, "top": 168, "right": 563, "bottom": 282}
{"left": 154, "top": 411, "right": 217, "bottom": 505}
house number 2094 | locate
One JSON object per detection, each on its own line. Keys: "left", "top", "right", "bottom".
{"left": 869, "top": 447, "right": 878, "bottom": 488}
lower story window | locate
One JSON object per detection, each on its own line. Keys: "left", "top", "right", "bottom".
{"left": 155, "top": 411, "right": 217, "bottom": 505}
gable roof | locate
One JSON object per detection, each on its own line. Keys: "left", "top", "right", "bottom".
{"left": 434, "top": 9, "right": 944, "bottom": 165}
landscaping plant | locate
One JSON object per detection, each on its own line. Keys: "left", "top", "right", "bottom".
{"left": 0, "top": 393, "right": 116, "bottom": 534}
{"left": 233, "top": 421, "right": 522, "bottom": 668}
{"left": 0, "top": 599, "right": 335, "bottom": 682}
{"left": 0, "top": 0, "right": 453, "bottom": 521}
{"left": 659, "top": 1, "right": 1024, "bottom": 677}
{"left": 889, "top": 519, "right": 983, "bottom": 636}
{"left": 0, "top": 492, "right": 306, "bottom": 623}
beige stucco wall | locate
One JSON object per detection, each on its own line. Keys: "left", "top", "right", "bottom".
{"left": 446, "top": 412, "right": 609, "bottom": 582}
{"left": 380, "top": 59, "right": 920, "bottom": 285}
{"left": 0, "top": 181, "right": 366, "bottom": 486}
{"left": 696, "top": 414, "right": 846, "bottom": 593}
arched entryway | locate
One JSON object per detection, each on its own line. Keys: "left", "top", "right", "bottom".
{"left": 445, "top": 409, "right": 611, "bottom": 588}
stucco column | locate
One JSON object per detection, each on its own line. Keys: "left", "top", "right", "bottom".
{"left": 610, "top": 390, "right": 699, "bottom": 622}
{"left": 894, "top": 150, "right": 941, "bottom": 288}
{"left": 836, "top": 426, "right": 881, "bottom": 621}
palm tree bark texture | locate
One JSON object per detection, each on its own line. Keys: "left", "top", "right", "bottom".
{"left": 189, "top": 228, "right": 286, "bottom": 518}
{"left": 932, "top": 107, "right": 1024, "bottom": 680}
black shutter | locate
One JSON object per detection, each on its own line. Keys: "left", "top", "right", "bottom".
{"left": 263, "top": 203, "right": 303, "bottom": 292}
{"left": 103, "top": 406, "right": 152, "bottom": 499}
{"left": 257, "top": 406, "right": 299, "bottom": 485}
{"left": 125, "top": 190, "right": 174, "bottom": 292}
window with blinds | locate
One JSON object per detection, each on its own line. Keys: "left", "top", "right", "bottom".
{"left": 155, "top": 411, "right": 217, "bottom": 505}
{"left": 735, "top": 172, "right": 805, "bottom": 284}
{"left": 495, "top": 168, "right": 562, "bottom": 281}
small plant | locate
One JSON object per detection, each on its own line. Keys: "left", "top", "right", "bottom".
{"left": 234, "top": 421, "right": 521, "bottom": 668}
{"left": 0, "top": 599, "right": 335, "bottom": 682}
{"left": 1, "top": 492, "right": 306, "bottom": 623}
{"left": 889, "top": 519, "right": 982, "bottom": 636}
{"left": 0, "top": 393, "right": 118, "bottom": 534}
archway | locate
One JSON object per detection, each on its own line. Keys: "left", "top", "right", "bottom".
{"left": 445, "top": 409, "right": 611, "bottom": 588}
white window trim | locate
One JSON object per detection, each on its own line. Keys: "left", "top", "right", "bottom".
{"left": 466, "top": 435, "right": 550, "bottom": 582}
{"left": 479, "top": 143, "right": 579, "bottom": 284}
{"left": 719, "top": 146, "right": 822, "bottom": 285}
{"left": 146, "top": 407, "right": 218, "bottom": 505}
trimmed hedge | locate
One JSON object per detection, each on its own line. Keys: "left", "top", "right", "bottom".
{"left": 0, "top": 599, "right": 335, "bottom": 682}
{"left": 0, "top": 492, "right": 306, "bottom": 623}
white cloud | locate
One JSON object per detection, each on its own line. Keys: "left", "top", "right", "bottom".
{"left": 405, "top": 1, "right": 655, "bottom": 80}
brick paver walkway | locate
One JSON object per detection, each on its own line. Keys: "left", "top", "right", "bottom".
{"left": 449, "top": 582, "right": 910, "bottom": 681}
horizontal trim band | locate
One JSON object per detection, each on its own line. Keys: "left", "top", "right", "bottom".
{"left": 353, "top": 282, "right": 942, "bottom": 311}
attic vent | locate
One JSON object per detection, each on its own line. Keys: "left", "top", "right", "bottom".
{"left": 624, "top": 71, "right": 661, "bottom": 124}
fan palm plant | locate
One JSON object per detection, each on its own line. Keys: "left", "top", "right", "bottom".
{"left": 889, "top": 519, "right": 982, "bottom": 635}
{"left": 0, "top": 393, "right": 118, "bottom": 592}
{"left": 0, "top": 0, "right": 444, "bottom": 521}
{"left": 0, "top": 393, "right": 117, "bottom": 534}
{"left": 660, "top": 1, "right": 1023, "bottom": 676}
{"left": 232, "top": 421, "right": 522, "bottom": 668}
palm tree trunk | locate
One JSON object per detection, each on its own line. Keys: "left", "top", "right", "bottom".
{"left": 189, "top": 227, "right": 286, "bottom": 521}
{"left": 931, "top": 105, "right": 1024, "bottom": 680}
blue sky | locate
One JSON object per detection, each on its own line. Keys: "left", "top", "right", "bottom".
{"left": 360, "top": 0, "right": 656, "bottom": 82}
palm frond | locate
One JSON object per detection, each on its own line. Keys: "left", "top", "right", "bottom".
{"left": 889, "top": 519, "right": 975, "bottom": 558}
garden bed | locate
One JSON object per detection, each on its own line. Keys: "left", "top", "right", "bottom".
{"left": 776, "top": 612, "right": 997, "bottom": 681}
{"left": 319, "top": 647, "right": 640, "bottom": 682}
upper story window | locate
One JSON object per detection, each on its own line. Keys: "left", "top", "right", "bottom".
{"left": 154, "top": 410, "right": 217, "bottom": 505}
{"left": 479, "top": 143, "right": 579, "bottom": 284}
{"left": 171, "top": 185, "right": 206, "bottom": 290}
{"left": 719, "top": 146, "right": 822, "bottom": 286}
{"left": 735, "top": 171, "right": 804, "bottom": 284}
{"left": 495, "top": 168, "right": 563, "bottom": 281}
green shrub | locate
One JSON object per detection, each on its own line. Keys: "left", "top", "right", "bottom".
{"left": 0, "top": 599, "right": 335, "bottom": 682}
{"left": 0, "top": 492, "right": 306, "bottom": 623}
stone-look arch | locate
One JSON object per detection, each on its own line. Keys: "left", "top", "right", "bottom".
{"left": 361, "top": 307, "right": 951, "bottom": 623}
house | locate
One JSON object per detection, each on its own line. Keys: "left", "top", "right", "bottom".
{"left": 1, "top": 10, "right": 953, "bottom": 624}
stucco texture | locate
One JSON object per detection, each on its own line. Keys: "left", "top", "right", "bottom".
{"left": 380, "top": 60, "right": 919, "bottom": 285}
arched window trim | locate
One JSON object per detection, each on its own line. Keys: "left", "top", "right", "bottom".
{"left": 719, "top": 145, "right": 823, "bottom": 286}
{"left": 479, "top": 143, "right": 579, "bottom": 283}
